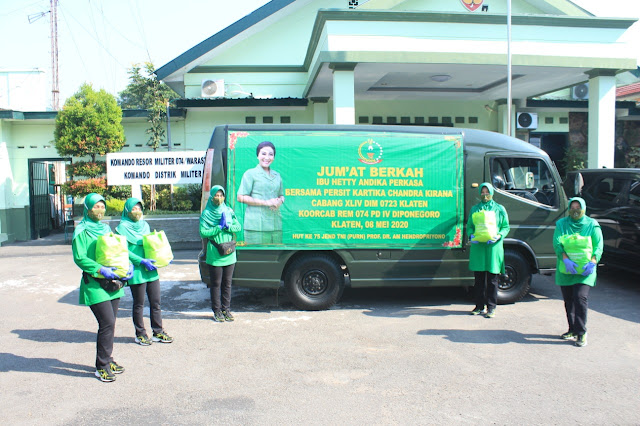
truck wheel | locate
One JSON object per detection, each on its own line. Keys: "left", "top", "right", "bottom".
{"left": 285, "top": 254, "right": 344, "bottom": 311}
{"left": 498, "top": 250, "right": 531, "bottom": 304}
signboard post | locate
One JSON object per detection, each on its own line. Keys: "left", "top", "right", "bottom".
{"left": 106, "top": 151, "right": 206, "bottom": 204}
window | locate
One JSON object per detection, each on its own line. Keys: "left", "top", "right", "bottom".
{"left": 491, "top": 157, "right": 558, "bottom": 207}
{"left": 629, "top": 182, "right": 640, "bottom": 207}
{"left": 582, "top": 176, "right": 630, "bottom": 209}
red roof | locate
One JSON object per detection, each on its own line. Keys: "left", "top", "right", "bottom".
{"left": 617, "top": 82, "right": 640, "bottom": 100}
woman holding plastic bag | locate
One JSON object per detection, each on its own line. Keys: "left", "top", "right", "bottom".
{"left": 72, "top": 193, "right": 133, "bottom": 382}
{"left": 116, "top": 197, "right": 173, "bottom": 346}
{"left": 552, "top": 197, "right": 603, "bottom": 347}
{"left": 467, "top": 183, "right": 510, "bottom": 318}
{"left": 200, "top": 185, "right": 242, "bottom": 322}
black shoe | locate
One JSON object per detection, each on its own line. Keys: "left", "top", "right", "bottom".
{"left": 222, "top": 310, "right": 235, "bottom": 322}
{"left": 560, "top": 331, "right": 576, "bottom": 340}
{"left": 470, "top": 307, "right": 485, "bottom": 315}
{"left": 575, "top": 333, "right": 588, "bottom": 347}
{"left": 213, "top": 311, "right": 225, "bottom": 322}
{"left": 485, "top": 309, "right": 495, "bottom": 318}
{"left": 152, "top": 331, "right": 173, "bottom": 343}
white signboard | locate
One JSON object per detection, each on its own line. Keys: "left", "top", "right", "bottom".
{"left": 106, "top": 151, "right": 206, "bottom": 185}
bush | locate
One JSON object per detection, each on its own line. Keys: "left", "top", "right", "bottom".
{"left": 140, "top": 184, "right": 202, "bottom": 212}
{"left": 63, "top": 178, "right": 108, "bottom": 197}
{"left": 68, "top": 161, "right": 106, "bottom": 178}
{"left": 107, "top": 185, "right": 132, "bottom": 200}
{"left": 105, "top": 198, "right": 125, "bottom": 216}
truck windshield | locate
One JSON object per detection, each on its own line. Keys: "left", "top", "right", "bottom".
{"left": 491, "top": 157, "right": 558, "bottom": 208}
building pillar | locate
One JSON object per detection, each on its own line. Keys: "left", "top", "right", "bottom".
{"left": 587, "top": 71, "right": 617, "bottom": 169}
{"left": 330, "top": 63, "right": 356, "bottom": 125}
{"left": 310, "top": 97, "right": 329, "bottom": 124}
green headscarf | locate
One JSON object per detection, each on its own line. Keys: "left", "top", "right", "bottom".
{"left": 200, "top": 185, "right": 233, "bottom": 227}
{"left": 72, "top": 193, "right": 111, "bottom": 241}
{"left": 115, "top": 197, "right": 150, "bottom": 245}
{"left": 478, "top": 182, "right": 496, "bottom": 210}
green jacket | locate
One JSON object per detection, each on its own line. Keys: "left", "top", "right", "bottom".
{"left": 553, "top": 216, "right": 603, "bottom": 286}
{"left": 467, "top": 201, "right": 510, "bottom": 274}
{"left": 123, "top": 240, "right": 160, "bottom": 285}
{"left": 200, "top": 210, "right": 242, "bottom": 267}
{"left": 72, "top": 231, "right": 124, "bottom": 306}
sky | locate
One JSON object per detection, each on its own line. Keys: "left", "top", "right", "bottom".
{"left": 0, "top": 0, "right": 638, "bottom": 109}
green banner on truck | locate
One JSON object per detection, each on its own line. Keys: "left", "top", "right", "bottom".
{"left": 227, "top": 130, "right": 464, "bottom": 249}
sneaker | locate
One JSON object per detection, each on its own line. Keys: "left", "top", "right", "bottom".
{"left": 109, "top": 361, "right": 125, "bottom": 374}
{"left": 213, "top": 311, "right": 225, "bottom": 322}
{"left": 561, "top": 331, "right": 576, "bottom": 340}
{"left": 222, "top": 310, "right": 235, "bottom": 322}
{"left": 575, "top": 333, "right": 588, "bottom": 347}
{"left": 135, "top": 335, "right": 152, "bottom": 346}
{"left": 470, "top": 307, "right": 485, "bottom": 315}
{"left": 485, "top": 309, "right": 495, "bottom": 318}
{"left": 152, "top": 331, "right": 173, "bottom": 343}
{"left": 95, "top": 368, "right": 116, "bottom": 382}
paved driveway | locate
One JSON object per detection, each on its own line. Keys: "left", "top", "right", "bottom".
{"left": 1, "top": 237, "right": 638, "bottom": 424}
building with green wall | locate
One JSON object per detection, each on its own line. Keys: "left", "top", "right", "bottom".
{"left": 1, "top": 0, "right": 638, "bottom": 244}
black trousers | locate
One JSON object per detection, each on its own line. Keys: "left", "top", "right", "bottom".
{"left": 561, "top": 284, "right": 590, "bottom": 336}
{"left": 129, "top": 280, "right": 163, "bottom": 337}
{"left": 209, "top": 264, "right": 235, "bottom": 312}
{"left": 89, "top": 298, "right": 120, "bottom": 370}
{"left": 473, "top": 271, "right": 499, "bottom": 310}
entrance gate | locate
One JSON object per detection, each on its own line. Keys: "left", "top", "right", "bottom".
{"left": 28, "top": 158, "right": 70, "bottom": 240}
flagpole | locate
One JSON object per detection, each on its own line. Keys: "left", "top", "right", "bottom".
{"left": 507, "top": 0, "right": 512, "bottom": 135}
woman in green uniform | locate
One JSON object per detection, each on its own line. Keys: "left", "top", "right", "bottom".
{"left": 552, "top": 197, "right": 603, "bottom": 347}
{"left": 72, "top": 193, "right": 132, "bottom": 382}
{"left": 116, "top": 198, "right": 173, "bottom": 346}
{"left": 237, "top": 141, "right": 285, "bottom": 244}
{"left": 200, "top": 185, "right": 242, "bottom": 322}
{"left": 467, "top": 182, "right": 510, "bottom": 318}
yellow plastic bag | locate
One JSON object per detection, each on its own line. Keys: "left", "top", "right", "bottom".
{"left": 559, "top": 233, "right": 593, "bottom": 274}
{"left": 96, "top": 232, "right": 130, "bottom": 278}
{"left": 472, "top": 210, "right": 498, "bottom": 243}
{"left": 143, "top": 230, "right": 174, "bottom": 268}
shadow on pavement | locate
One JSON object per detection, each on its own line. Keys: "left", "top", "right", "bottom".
{"left": 11, "top": 328, "right": 130, "bottom": 344}
{"left": 417, "top": 329, "right": 569, "bottom": 345}
{"left": 0, "top": 352, "right": 92, "bottom": 377}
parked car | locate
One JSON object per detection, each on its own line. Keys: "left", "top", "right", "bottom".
{"left": 563, "top": 168, "right": 640, "bottom": 273}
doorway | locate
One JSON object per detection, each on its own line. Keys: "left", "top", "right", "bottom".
{"left": 28, "top": 158, "right": 71, "bottom": 239}
{"left": 530, "top": 132, "right": 569, "bottom": 178}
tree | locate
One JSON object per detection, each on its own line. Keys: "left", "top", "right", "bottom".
{"left": 119, "top": 63, "right": 179, "bottom": 209}
{"left": 54, "top": 84, "right": 126, "bottom": 197}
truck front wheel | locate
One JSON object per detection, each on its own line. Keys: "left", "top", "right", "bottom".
{"left": 285, "top": 254, "right": 344, "bottom": 311}
{"left": 498, "top": 250, "right": 531, "bottom": 304}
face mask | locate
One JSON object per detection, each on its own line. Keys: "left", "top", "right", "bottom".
{"left": 213, "top": 196, "right": 225, "bottom": 206}
{"left": 128, "top": 211, "right": 143, "bottom": 222}
{"left": 569, "top": 208, "right": 584, "bottom": 220}
{"left": 481, "top": 194, "right": 492, "bottom": 203}
{"left": 88, "top": 207, "right": 105, "bottom": 221}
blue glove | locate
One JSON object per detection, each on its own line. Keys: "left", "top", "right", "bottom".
{"left": 487, "top": 236, "right": 498, "bottom": 245}
{"left": 140, "top": 259, "right": 157, "bottom": 271}
{"left": 470, "top": 234, "right": 479, "bottom": 244}
{"left": 219, "top": 212, "right": 228, "bottom": 230}
{"left": 122, "top": 263, "right": 134, "bottom": 281}
{"left": 563, "top": 258, "right": 578, "bottom": 274}
{"left": 582, "top": 261, "right": 596, "bottom": 276}
{"left": 99, "top": 266, "right": 119, "bottom": 280}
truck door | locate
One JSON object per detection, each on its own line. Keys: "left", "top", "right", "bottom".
{"left": 487, "top": 155, "right": 564, "bottom": 270}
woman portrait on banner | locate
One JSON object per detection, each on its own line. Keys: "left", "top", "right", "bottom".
{"left": 552, "top": 197, "right": 603, "bottom": 347}
{"left": 237, "top": 141, "right": 285, "bottom": 244}
{"left": 72, "top": 192, "right": 133, "bottom": 382}
{"left": 200, "top": 185, "right": 242, "bottom": 323}
{"left": 467, "top": 182, "right": 510, "bottom": 318}
{"left": 115, "top": 197, "right": 173, "bottom": 347}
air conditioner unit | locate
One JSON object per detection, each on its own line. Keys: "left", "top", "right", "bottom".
{"left": 516, "top": 112, "right": 538, "bottom": 130}
{"left": 201, "top": 79, "right": 225, "bottom": 98}
{"left": 572, "top": 83, "right": 589, "bottom": 100}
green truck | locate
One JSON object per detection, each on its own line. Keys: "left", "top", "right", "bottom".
{"left": 199, "top": 125, "right": 566, "bottom": 310}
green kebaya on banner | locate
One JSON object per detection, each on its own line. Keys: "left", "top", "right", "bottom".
{"left": 227, "top": 130, "right": 464, "bottom": 250}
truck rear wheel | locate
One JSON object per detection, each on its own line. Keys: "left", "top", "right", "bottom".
{"left": 285, "top": 254, "right": 344, "bottom": 311}
{"left": 498, "top": 250, "right": 531, "bottom": 304}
